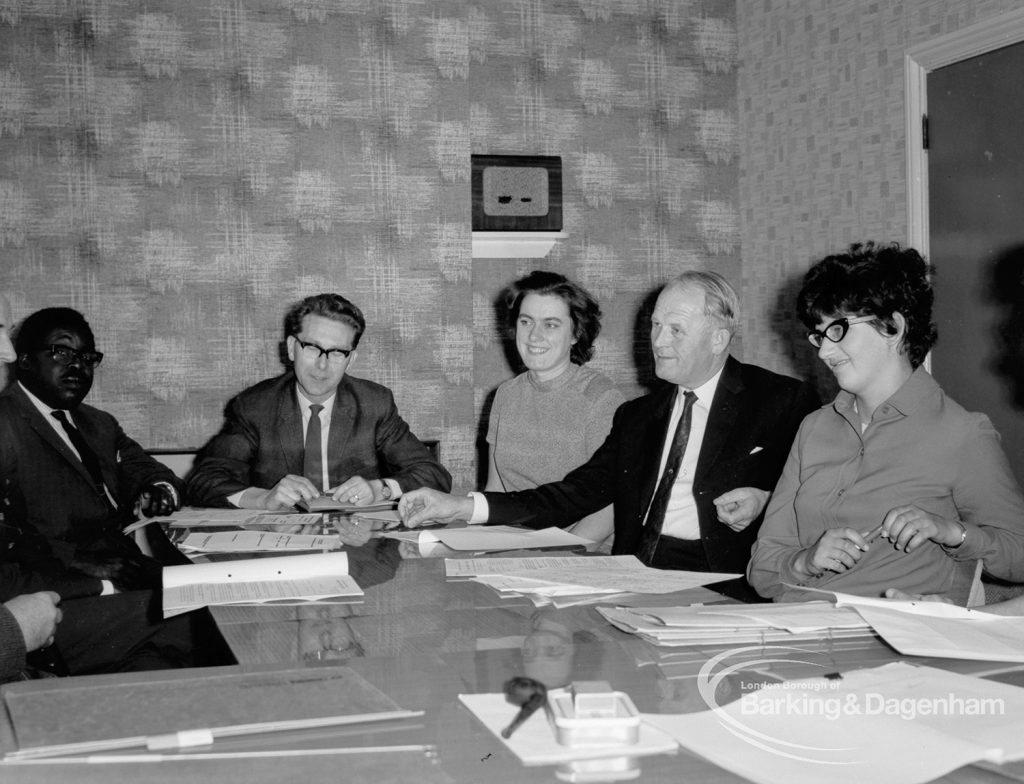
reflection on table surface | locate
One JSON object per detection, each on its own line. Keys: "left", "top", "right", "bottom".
{"left": 5, "top": 519, "right": 1024, "bottom": 784}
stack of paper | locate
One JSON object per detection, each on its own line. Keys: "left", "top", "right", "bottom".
{"left": 446, "top": 555, "right": 741, "bottom": 607}
{"left": 162, "top": 552, "right": 362, "bottom": 616}
{"left": 176, "top": 530, "right": 342, "bottom": 553}
{"left": 597, "top": 602, "right": 874, "bottom": 647}
{"left": 380, "top": 525, "right": 591, "bottom": 553}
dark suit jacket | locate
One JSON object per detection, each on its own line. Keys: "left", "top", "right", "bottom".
{"left": 0, "top": 383, "right": 183, "bottom": 599}
{"left": 187, "top": 372, "right": 451, "bottom": 506}
{"left": 485, "top": 357, "right": 820, "bottom": 573}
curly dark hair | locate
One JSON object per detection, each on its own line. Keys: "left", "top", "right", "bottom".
{"left": 797, "top": 241, "right": 937, "bottom": 369}
{"left": 283, "top": 293, "right": 366, "bottom": 349}
{"left": 505, "top": 271, "right": 602, "bottom": 365}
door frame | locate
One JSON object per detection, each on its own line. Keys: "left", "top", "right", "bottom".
{"left": 905, "top": 8, "right": 1024, "bottom": 257}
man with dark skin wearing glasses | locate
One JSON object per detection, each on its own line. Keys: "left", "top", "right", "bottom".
{"left": 0, "top": 306, "right": 233, "bottom": 674}
{"left": 188, "top": 293, "right": 450, "bottom": 511}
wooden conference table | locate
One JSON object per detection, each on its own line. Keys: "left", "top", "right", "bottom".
{"left": 3, "top": 522, "right": 1024, "bottom": 784}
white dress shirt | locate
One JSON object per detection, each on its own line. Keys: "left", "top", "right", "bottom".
{"left": 644, "top": 368, "right": 723, "bottom": 540}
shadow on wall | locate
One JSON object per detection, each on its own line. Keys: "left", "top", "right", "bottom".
{"left": 989, "top": 243, "right": 1024, "bottom": 410}
{"left": 771, "top": 268, "right": 838, "bottom": 403}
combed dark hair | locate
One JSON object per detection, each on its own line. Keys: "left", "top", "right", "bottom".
{"left": 14, "top": 307, "right": 95, "bottom": 356}
{"left": 283, "top": 293, "right": 366, "bottom": 349}
{"left": 797, "top": 241, "right": 937, "bottom": 369}
{"left": 505, "top": 271, "right": 602, "bottom": 365}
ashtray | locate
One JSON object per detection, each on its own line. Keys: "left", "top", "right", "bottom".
{"left": 548, "top": 682, "right": 641, "bottom": 748}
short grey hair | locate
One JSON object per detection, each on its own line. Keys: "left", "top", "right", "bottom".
{"left": 664, "top": 270, "right": 740, "bottom": 333}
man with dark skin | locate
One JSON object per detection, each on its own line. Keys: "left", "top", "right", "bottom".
{"left": 0, "top": 306, "right": 232, "bottom": 673}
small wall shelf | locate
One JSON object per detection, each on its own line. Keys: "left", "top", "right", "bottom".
{"left": 471, "top": 232, "right": 567, "bottom": 258}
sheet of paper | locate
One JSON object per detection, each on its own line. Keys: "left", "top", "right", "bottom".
{"left": 458, "top": 691, "right": 678, "bottom": 765}
{"left": 164, "top": 551, "right": 349, "bottom": 587}
{"left": 471, "top": 574, "right": 625, "bottom": 597}
{"left": 162, "top": 552, "right": 355, "bottom": 616}
{"left": 164, "top": 575, "right": 363, "bottom": 615}
{"left": 815, "top": 587, "right": 1002, "bottom": 620}
{"left": 444, "top": 554, "right": 740, "bottom": 593}
{"left": 850, "top": 604, "right": 1024, "bottom": 662}
{"left": 176, "top": 530, "right": 342, "bottom": 552}
{"left": 642, "top": 662, "right": 1024, "bottom": 784}
{"left": 420, "top": 526, "right": 590, "bottom": 552}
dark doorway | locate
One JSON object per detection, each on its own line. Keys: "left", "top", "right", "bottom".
{"left": 928, "top": 40, "right": 1024, "bottom": 485}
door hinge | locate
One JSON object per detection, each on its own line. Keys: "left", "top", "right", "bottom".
{"left": 922, "top": 114, "right": 929, "bottom": 151}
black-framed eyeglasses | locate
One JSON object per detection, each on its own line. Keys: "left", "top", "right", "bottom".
{"left": 43, "top": 344, "right": 104, "bottom": 368}
{"left": 806, "top": 316, "right": 876, "bottom": 348}
{"left": 294, "top": 337, "right": 353, "bottom": 365}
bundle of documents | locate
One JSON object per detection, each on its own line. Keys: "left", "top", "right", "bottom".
{"left": 162, "top": 552, "right": 362, "bottom": 616}
{"left": 176, "top": 530, "right": 342, "bottom": 553}
{"left": 125, "top": 508, "right": 322, "bottom": 534}
{"left": 297, "top": 497, "right": 397, "bottom": 513}
{"left": 446, "top": 555, "right": 741, "bottom": 607}
{"left": 381, "top": 525, "right": 592, "bottom": 553}
{"left": 596, "top": 602, "right": 875, "bottom": 647}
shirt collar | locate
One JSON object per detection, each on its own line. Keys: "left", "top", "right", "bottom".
{"left": 834, "top": 365, "right": 939, "bottom": 419}
{"left": 295, "top": 386, "right": 337, "bottom": 418}
{"left": 19, "top": 381, "right": 73, "bottom": 422}
{"left": 681, "top": 365, "right": 725, "bottom": 407}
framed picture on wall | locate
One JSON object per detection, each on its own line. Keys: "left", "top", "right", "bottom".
{"left": 471, "top": 155, "right": 562, "bottom": 232}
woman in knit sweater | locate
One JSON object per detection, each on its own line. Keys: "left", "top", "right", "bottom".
{"left": 485, "top": 271, "right": 625, "bottom": 548}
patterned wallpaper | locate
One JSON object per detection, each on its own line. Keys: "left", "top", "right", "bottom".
{"left": 0, "top": 0, "right": 739, "bottom": 490}
{"left": 737, "top": 0, "right": 1023, "bottom": 393}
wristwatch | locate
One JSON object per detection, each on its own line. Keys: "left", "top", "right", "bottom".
{"left": 379, "top": 481, "right": 392, "bottom": 501}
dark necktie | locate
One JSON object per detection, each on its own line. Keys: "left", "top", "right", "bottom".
{"left": 51, "top": 409, "right": 109, "bottom": 503}
{"left": 637, "top": 390, "right": 698, "bottom": 566}
{"left": 303, "top": 403, "right": 324, "bottom": 491}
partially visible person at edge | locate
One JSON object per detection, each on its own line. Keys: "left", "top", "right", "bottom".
{"left": 748, "top": 242, "right": 1024, "bottom": 604}
{"left": 0, "top": 302, "right": 232, "bottom": 674}
{"left": 0, "top": 295, "right": 63, "bottom": 683}
{"left": 399, "top": 271, "right": 819, "bottom": 576}
{"left": 485, "top": 271, "right": 625, "bottom": 549}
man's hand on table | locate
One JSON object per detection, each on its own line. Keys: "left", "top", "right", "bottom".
{"left": 398, "top": 488, "right": 473, "bottom": 528}
{"left": 136, "top": 482, "right": 181, "bottom": 518}
{"left": 243, "top": 475, "right": 320, "bottom": 511}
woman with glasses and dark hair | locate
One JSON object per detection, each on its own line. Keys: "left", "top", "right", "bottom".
{"left": 486, "top": 271, "right": 625, "bottom": 547}
{"left": 748, "top": 241, "right": 1024, "bottom": 604}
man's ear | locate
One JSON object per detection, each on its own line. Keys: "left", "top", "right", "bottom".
{"left": 711, "top": 327, "right": 732, "bottom": 356}
{"left": 17, "top": 353, "right": 30, "bottom": 371}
